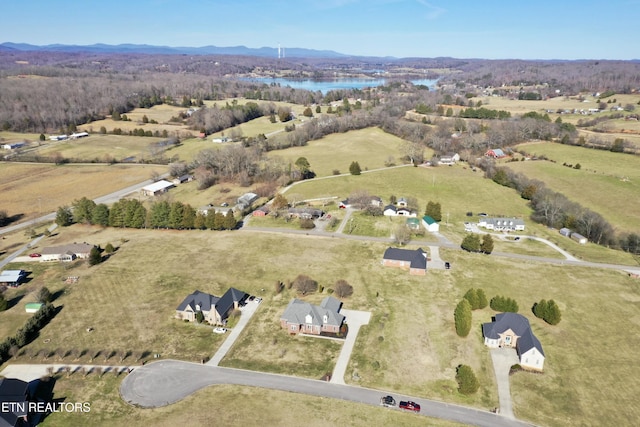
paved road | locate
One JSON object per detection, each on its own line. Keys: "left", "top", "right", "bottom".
{"left": 119, "top": 359, "right": 532, "bottom": 427}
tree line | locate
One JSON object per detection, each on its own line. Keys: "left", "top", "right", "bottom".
{"left": 56, "top": 197, "right": 237, "bottom": 231}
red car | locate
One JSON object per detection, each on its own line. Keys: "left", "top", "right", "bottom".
{"left": 399, "top": 401, "right": 420, "bottom": 412}
{"left": 29, "top": 253, "right": 42, "bottom": 258}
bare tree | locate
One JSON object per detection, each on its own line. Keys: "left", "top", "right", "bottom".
{"left": 293, "top": 274, "right": 318, "bottom": 295}
{"left": 334, "top": 280, "right": 354, "bottom": 298}
{"left": 394, "top": 225, "right": 412, "bottom": 245}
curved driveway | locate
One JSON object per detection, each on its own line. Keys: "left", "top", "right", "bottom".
{"left": 120, "top": 360, "right": 532, "bottom": 427}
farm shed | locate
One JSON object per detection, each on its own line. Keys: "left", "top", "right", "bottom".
{"left": 0, "top": 270, "right": 26, "bottom": 287}
{"left": 559, "top": 228, "right": 572, "bottom": 237}
{"left": 140, "top": 180, "right": 174, "bottom": 196}
{"left": 422, "top": 215, "right": 440, "bottom": 232}
{"left": 25, "top": 302, "right": 44, "bottom": 313}
{"left": 571, "top": 233, "right": 588, "bottom": 244}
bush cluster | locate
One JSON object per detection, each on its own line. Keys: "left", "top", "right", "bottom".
{"left": 533, "top": 299, "right": 562, "bottom": 325}
{"left": 490, "top": 295, "right": 519, "bottom": 313}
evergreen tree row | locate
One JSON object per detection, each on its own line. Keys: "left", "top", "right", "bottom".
{"left": 56, "top": 197, "right": 237, "bottom": 231}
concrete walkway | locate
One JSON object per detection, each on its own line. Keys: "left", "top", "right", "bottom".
{"left": 330, "top": 309, "right": 371, "bottom": 384}
{"left": 490, "top": 348, "right": 520, "bottom": 418}
{"left": 207, "top": 299, "right": 261, "bottom": 366}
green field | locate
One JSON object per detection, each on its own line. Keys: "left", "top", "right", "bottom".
{"left": 287, "top": 164, "right": 532, "bottom": 230}
{"left": 268, "top": 127, "right": 415, "bottom": 177}
{"left": 511, "top": 142, "right": 640, "bottom": 234}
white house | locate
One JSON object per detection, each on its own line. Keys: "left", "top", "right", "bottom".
{"left": 438, "top": 153, "right": 460, "bottom": 165}
{"left": 478, "top": 217, "right": 525, "bottom": 231}
{"left": 483, "top": 312, "right": 545, "bottom": 371}
{"left": 40, "top": 243, "right": 95, "bottom": 262}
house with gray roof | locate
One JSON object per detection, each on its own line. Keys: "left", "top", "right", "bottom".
{"left": 382, "top": 247, "right": 428, "bottom": 275}
{"left": 40, "top": 243, "right": 94, "bottom": 262}
{"left": 483, "top": 312, "right": 545, "bottom": 371}
{"left": 280, "top": 296, "right": 345, "bottom": 335}
{"left": 176, "top": 288, "right": 248, "bottom": 325}
{"left": 0, "top": 377, "right": 30, "bottom": 426}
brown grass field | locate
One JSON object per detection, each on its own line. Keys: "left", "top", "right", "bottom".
{"left": 1, "top": 224, "right": 638, "bottom": 427}
{"left": 40, "top": 379, "right": 462, "bottom": 427}
{"left": 0, "top": 163, "right": 167, "bottom": 224}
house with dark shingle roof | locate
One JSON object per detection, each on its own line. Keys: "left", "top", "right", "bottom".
{"left": 382, "top": 247, "right": 428, "bottom": 275}
{"left": 280, "top": 296, "right": 345, "bottom": 335}
{"left": 175, "top": 288, "right": 248, "bottom": 325}
{"left": 0, "top": 377, "right": 30, "bottom": 426}
{"left": 483, "top": 312, "right": 545, "bottom": 371}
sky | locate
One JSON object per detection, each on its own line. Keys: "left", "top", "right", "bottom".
{"left": 2, "top": 0, "right": 638, "bottom": 60}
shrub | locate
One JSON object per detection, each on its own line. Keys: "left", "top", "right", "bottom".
{"left": 349, "top": 161, "right": 361, "bottom": 175}
{"left": 463, "top": 288, "right": 487, "bottom": 310}
{"left": 456, "top": 364, "right": 479, "bottom": 395}
{"left": 454, "top": 299, "right": 472, "bottom": 337}
{"left": 36, "top": 287, "right": 52, "bottom": 304}
{"left": 490, "top": 295, "right": 519, "bottom": 313}
{"left": 533, "top": 299, "right": 561, "bottom": 325}
{"left": 461, "top": 234, "right": 481, "bottom": 252}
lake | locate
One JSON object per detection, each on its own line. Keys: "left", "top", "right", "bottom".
{"left": 241, "top": 77, "right": 438, "bottom": 94}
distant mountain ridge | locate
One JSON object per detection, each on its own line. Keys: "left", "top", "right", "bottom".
{"left": 0, "top": 42, "right": 351, "bottom": 58}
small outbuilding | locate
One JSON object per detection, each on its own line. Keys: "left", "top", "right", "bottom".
{"left": 140, "top": 180, "right": 174, "bottom": 196}
{"left": 422, "top": 215, "right": 440, "bottom": 232}
{"left": 571, "top": 232, "right": 588, "bottom": 244}
{"left": 25, "top": 302, "right": 44, "bottom": 313}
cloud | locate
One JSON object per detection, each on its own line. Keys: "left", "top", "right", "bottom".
{"left": 416, "top": 0, "right": 446, "bottom": 20}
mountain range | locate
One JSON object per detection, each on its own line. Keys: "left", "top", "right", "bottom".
{"left": 0, "top": 42, "right": 351, "bottom": 58}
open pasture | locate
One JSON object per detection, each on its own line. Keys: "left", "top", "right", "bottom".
{"left": 31, "top": 134, "right": 165, "bottom": 163}
{"left": 269, "top": 127, "right": 414, "bottom": 177}
{"left": 510, "top": 142, "right": 640, "bottom": 234}
{"left": 0, "top": 163, "right": 167, "bottom": 224}
{"left": 287, "top": 164, "right": 532, "bottom": 229}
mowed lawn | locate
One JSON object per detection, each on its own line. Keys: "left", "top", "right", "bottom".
{"left": 269, "top": 127, "right": 416, "bottom": 177}
{"left": 0, "top": 222, "right": 638, "bottom": 426}
{"left": 0, "top": 163, "right": 167, "bottom": 223}
{"left": 510, "top": 142, "right": 640, "bottom": 234}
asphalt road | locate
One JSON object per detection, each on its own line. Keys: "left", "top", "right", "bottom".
{"left": 119, "top": 360, "right": 532, "bottom": 427}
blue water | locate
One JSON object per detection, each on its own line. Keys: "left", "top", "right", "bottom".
{"left": 241, "top": 77, "right": 438, "bottom": 94}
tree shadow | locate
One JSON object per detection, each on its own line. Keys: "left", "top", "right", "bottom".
{"left": 50, "top": 288, "right": 66, "bottom": 303}
{"left": 8, "top": 293, "right": 25, "bottom": 309}
{"left": 0, "top": 213, "right": 24, "bottom": 227}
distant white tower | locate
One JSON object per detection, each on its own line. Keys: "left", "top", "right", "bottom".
{"left": 278, "top": 43, "right": 281, "bottom": 59}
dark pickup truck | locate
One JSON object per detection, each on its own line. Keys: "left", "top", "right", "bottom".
{"left": 399, "top": 400, "right": 421, "bottom": 412}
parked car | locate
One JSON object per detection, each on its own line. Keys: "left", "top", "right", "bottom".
{"left": 380, "top": 395, "right": 396, "bottom": 407}
{"left": 254, "top": 297, "right": 262, "bottom": 304}
{"left": 221, "top": 202, "right": 229, "bottom": 207}
{"left": 213, "top": 327, "right": 227, "bottom": 334}
{"left": 445, "top": 262, "right": 451, "bottom": 270}
{"left": 399, "top": 401, "right": 421, "bottom": 412}
{"left": 29, "top": 253, "right": 41, "bottom": 258}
